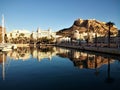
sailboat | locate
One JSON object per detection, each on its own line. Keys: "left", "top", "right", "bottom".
{"left": 0, "top": 14, "right": 17, "bottom": 51}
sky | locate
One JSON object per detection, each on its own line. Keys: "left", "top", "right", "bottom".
{"left": 0, "top": 0, "right": 120, "bottom": 32}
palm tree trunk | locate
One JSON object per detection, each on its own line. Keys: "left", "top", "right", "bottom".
{"left": 108, "top": 26, "right": 111, "bottom": 48}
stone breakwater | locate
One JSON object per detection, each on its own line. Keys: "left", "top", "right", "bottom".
{"left": 57, "top": 44, "right": 120, "bottom": 55}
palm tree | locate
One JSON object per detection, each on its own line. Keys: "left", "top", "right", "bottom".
{"left": 87, "top": 22, "right": 90, "bottom": 46}
{"left": 4, "top": 34, "right": 8, "bottom": 43}
{"left": 106, "top": 22, "right": 115, "bottom": 48}
{"left": 95, "top": 26, "right": 99, "bottom": 47}
{"left": 19, "top": 33, "right": 25, "bottom": 44}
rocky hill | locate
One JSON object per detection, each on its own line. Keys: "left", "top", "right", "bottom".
{"left": 56, "top": 19, "right": 118, "bottom": 37}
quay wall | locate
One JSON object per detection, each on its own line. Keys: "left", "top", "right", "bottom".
{"left": 57, "top": 44, "right": 120, "bottom": 55}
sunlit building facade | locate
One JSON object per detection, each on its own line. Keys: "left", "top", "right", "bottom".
{"left": 31, "top": 27, "right": 56, "bottom": 40}
{"left": 7, "top": 30, "right": 31, "bottom": 39}
{"left": 0, "top": 26, "right": 6, "bottom": 43}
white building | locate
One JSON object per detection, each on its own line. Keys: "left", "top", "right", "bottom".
{"left": 31, "top": 27, "right": 56, "bottom": 40}
{"left": 7, "top": 30, "right": 31, "bottom": 39}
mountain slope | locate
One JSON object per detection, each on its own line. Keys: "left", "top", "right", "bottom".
{"left": 57, "top": 19, "right": 118, "bottom": 37}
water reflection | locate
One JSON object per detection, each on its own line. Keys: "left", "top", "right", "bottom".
{"left": 0, "top": 46, "right": 58, "bottom": 80}
{"left": 0, "top": 52, "right": 6, "bottom": 80}
{"left": 0, "top": 46, "right": 120, "bottom": 85}
{"left": 57, "top": 48, "right": 115, "bottom": 69}
{"left": 6, "top": 46, "right": 57, "bottom": 61}
{"left": 56, "top": 48, "right": 120, "bottom": 85}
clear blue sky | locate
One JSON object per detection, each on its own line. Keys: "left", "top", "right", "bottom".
{"left": 0, "top": 0, "right": 120, "bottom": 32}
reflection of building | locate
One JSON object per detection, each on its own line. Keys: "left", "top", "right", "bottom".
{"left": 0, "top": 52, "right": 7, "bottom": 80}
{"left": 7, "top": 47, "right": 31, "bottom": 61}
{"left": 37, "top": 51, "right": 52, "bottom": 61}
{"left": 73, "top": 54, "right": 114, "bottom": 69}
{"left": 32, "top": 47, "right": 57, "bottom": 61}
{"left": 32, "top": 48, "right": 38, "bottom": 58}
{"left": 57, "top": 48, "right": 115, "bottom": 69}
{"left": 7, "top": 47, "right": 57, "bottom": 62}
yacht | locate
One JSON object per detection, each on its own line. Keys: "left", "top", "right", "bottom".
{"left": 0, "top": 14, "right": 17, "bottom": 51}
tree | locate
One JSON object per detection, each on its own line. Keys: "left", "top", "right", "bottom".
{"left": 19, "top": 33, "right": 25, "bottom": 44}
{"left": 87, "top": 22, "right": 90, "bottom": 46}
{"left": 106, "top": 22, "right": 115, "bottom": 48}
{"left": 95, "top": 26, "right": 99, "bottom": 47}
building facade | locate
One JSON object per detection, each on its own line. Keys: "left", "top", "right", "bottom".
{"left": 0, "top": 26, "right": 6, "bottom": 43}
{"left": 31, "top": 27, "right": 56, "bottom": 42}
{"left": 37, "top": 27, "right": 56, "bottom": 39}
{"left": 6, "top": 30, "right": 31, "bottom": 43}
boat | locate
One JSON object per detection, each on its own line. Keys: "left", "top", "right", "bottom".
{"left": 0, "top": 43, "right": 17, "bottom": 51}
{"left": 0, "top": 14, "right": 17, "bottom": 52}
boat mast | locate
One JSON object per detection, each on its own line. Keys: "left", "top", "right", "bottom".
{"left": 2, "top": 14, "right": 5, "bottom": 44}
{"left": 2, "top": 53, "right": 5, "bottom": 80}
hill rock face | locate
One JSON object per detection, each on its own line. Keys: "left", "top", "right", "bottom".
{"left": 57, "top": 19, "right": 118, "bottom": 37}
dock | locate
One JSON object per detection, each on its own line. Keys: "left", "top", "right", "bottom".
{"left": 0, "top": 43, "right": 17, "bottom": 51}
{"left": 57, "top": 44, "right": 120, "bottom": 55}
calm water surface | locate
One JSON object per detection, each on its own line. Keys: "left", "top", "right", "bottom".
{"left": 0, "top": 46, "right": 120, "bottom": 90}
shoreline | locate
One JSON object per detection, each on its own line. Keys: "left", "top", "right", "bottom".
{"left": 16, "top": 44, "right": 30, "bottom": 47}
{"left": 14, "top": 44, "right": 120, "bottom": 55}
{"left": 57, "top": 44, "right": 120, "bottom": 55}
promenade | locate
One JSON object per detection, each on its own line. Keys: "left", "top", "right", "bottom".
{"left": 57, "top": 44, "right": 120, "bottom": 55}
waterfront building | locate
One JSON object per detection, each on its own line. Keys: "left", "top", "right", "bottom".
{"left": 0, "top": 26, "right": 6, "bottom": 43}
{"left": 56, "top": 30, "right": 103, "bottom": 44}
{"left": 7, "top": 30, "right": 31, "bottom": 39}
{"left": 6, "top": 30, "right": 31, "bottom": 43}
{"left": 37, "top": 27, "right": 56, "bottom": 39}
{"left": 72, "top": 30, "right": 80, "bottom": 40}
{"left": 30, "top": 27, "right": 56, "bottom": 43}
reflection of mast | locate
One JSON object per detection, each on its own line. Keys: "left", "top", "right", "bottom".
{"left": 2, "top": 53, "right": 5, "bottom": 80}
{"left": 2, "top": 14, "right": 5, "bottom": 44}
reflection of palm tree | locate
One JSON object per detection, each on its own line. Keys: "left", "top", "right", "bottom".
{"left": 106, "top": 22, "right": 115, "bottom": 48}
{"left": 94, "top": 55, "right": 99, "bottom": 76}
{"left": 105, "top": 58, "right": 114, "bottom": 83}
